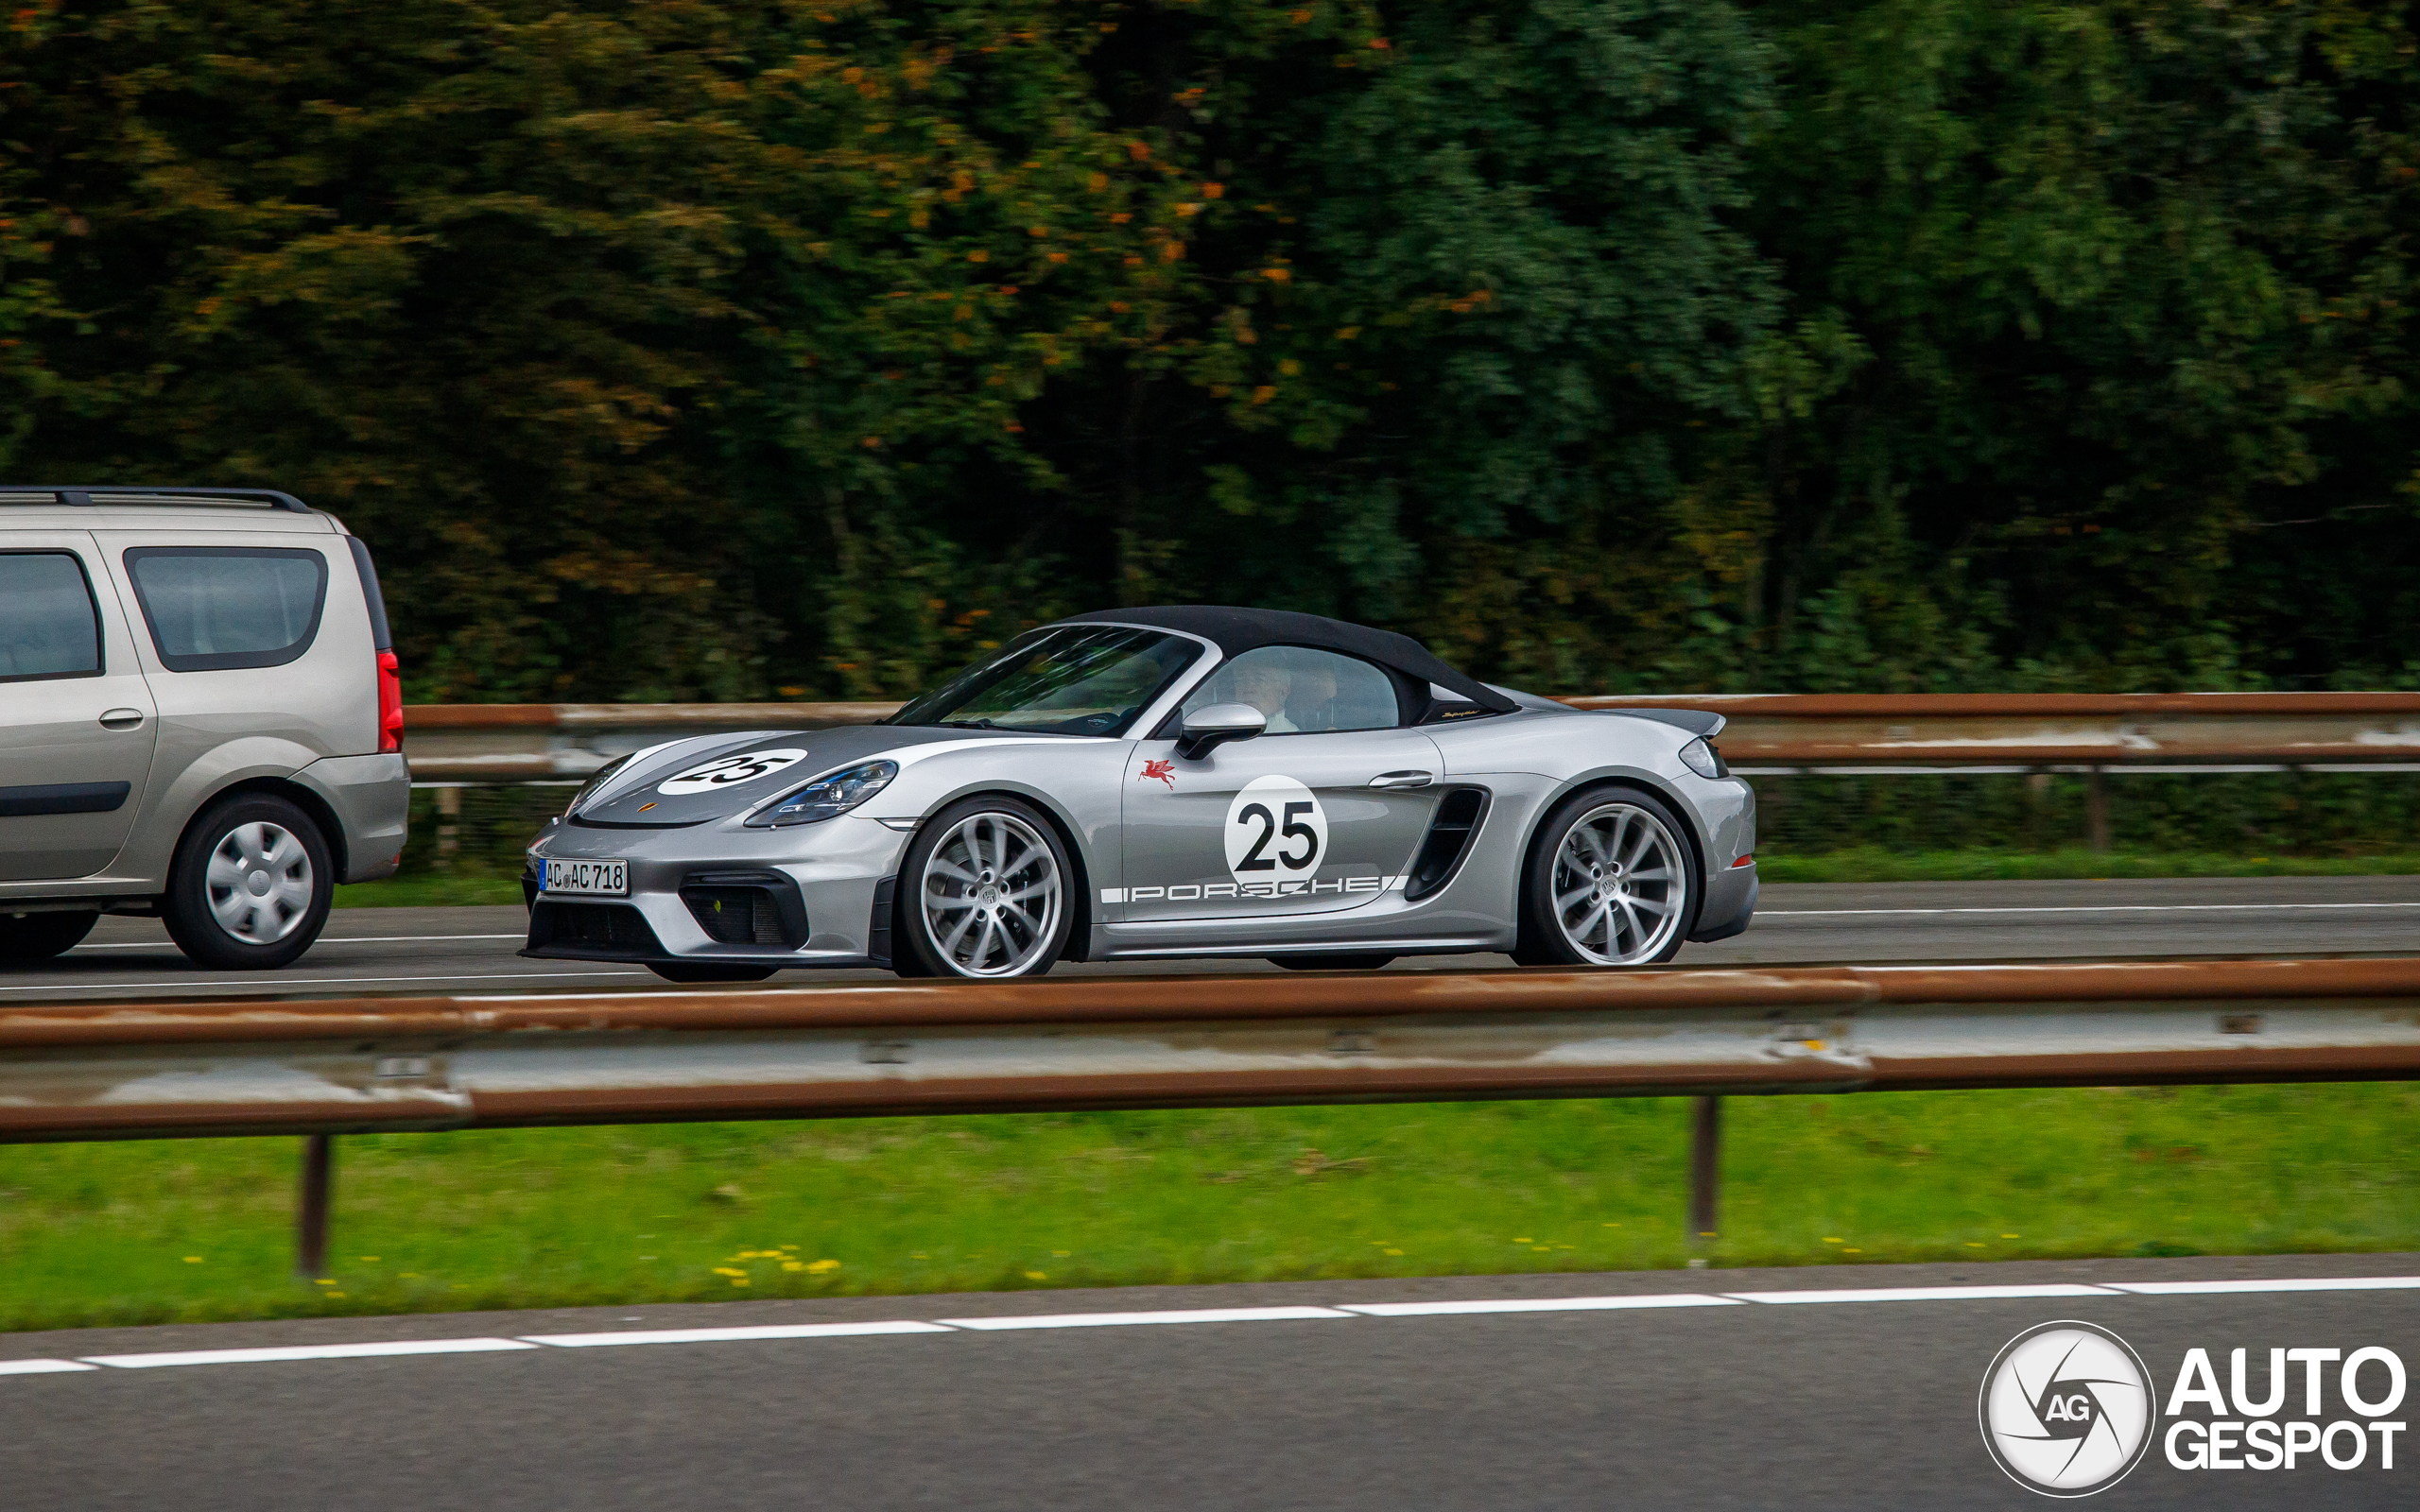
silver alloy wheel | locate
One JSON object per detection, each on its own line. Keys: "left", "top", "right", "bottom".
{"left": 919, "top": 810, "right": 1063, "bottom": 977}
{"left": 202, "top": 820, "right": 316, "bottom": 945}
{"left": 1548, "top": 800, "right": 1686, "bottom": 965}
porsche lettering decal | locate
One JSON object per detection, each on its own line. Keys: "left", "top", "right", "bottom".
{"left": 1102, "top": 876, "right": 1408, "bottom": 904}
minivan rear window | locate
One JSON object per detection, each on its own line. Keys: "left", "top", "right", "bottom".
{"left": 124, "top": 547, "right": 329, "bottom": 672}
{"left": 0, "top": 552, "right": 103, "bottom": 682}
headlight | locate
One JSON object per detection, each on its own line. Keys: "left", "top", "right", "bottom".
{"left": 746, "top": 760, "right": 899, "bottom": 828}
{"left": 1678, "top": 737, "right": 1728, "bottom": 780}
{"left": 563, "top": 754, "right": 632, "bottom": 818}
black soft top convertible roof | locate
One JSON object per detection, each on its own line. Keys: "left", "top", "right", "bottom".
{"left": 1054, "top": 605, "right": 1517, "bottom": 713}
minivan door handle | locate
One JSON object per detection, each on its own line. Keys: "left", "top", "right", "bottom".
{"left": 1370, "top": 770, "right": 1435, "bottom": 790}
{"left": 98, "top": 709, "right": 146, "bottom": 731}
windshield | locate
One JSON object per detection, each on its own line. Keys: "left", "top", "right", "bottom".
{"left": 889, "top": 626, "right": 1201, "bottom": 736}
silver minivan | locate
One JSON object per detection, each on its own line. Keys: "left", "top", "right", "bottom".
{"left": 2, "top": 487, "right": 409, "bottom": 968}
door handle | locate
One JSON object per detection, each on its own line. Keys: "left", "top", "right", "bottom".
{"left": 98, "top": 709, "right": 146, "bottom": 731}
{"left": 1370, "top": 770, "right": 1435, "bottom": 790}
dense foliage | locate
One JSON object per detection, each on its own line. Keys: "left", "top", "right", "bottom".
{"left": 5, "top": 0, "right": 2415, "bottom": 699}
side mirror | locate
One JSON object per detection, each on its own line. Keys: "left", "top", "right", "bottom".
{"left": 1176, "top": 703, "right": 1266, "bottom": 761}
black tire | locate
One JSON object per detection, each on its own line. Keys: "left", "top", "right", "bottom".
{"left": 161, "top": 793, "right": 336, "bottom": 971}
{"left": 0, "top": 910, "right": 98, "bottom": 962}
{"left": 1512, "top": 784, "right": 1702, "bottom": 968}
{"left": 648, "top": 962, "right": 779, "bottom": 984}
{"left": 896, "top": 795, "right": 1073, "bottom": 979}
{"left": 1271, "top": 954, "right": 1395, "bottom": 972}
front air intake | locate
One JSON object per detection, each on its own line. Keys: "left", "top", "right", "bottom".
{"left": 680, "top": 870, "right": 807, "bottom": 949}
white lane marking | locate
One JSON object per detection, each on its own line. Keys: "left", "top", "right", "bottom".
{"left": 14, "top": 1275, "right": 2417, "bottom": 1381}
{"left": 938, "top": 1306, "right": 1354, "bottom": 1331}
{"left": 2105, "top": 1276, "right": 2420, "bottom": 1297}
{"left": 72, "top": 935, "right": 527, "bottom": 951}
{"left": 1721, "top": 1283, "right": 2118, "bottom": 1304}
{"left": 1764, "top": 902, "right": 2420, "bottom": 918}
{"left": 81, "top": 1338, "right": 539, "bottom": 1369}
{"left": 1340, "top": 1295, "right": 1741, "bottom": 1317}
{"left": 525, "top": 1321, "right": 952, "bottom": 1348}
{"left": 0, "top": 971, "right": 647, "bottom": 995}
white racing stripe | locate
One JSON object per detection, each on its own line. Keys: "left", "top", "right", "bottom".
{"left": 0, "top": 970, "right": 647, "bottom": 995}
{"left": 80, "top": 1338, "right": 538, "bottom": 1369}
{"left": 1340, "top": 1295, "right": 1739, "bottom": 1317}
{"left": 1720, "top": 1283, "right": 2118, "bottom": 1304}
{"left": 2106, "top": 1276, "right": 2420, "bottom": 1297}
{"left": 939, "top": 1306, "right": 1354, "bottom": 1331}
{"left": 1764, "top": 902, "right": 2420, "bottom": 918}
{"left": 526, "top": 1321, "right": 951, "bottom": 1348}
{"left": 10, "top": 1274, "right": 2411, "bottom": 1381}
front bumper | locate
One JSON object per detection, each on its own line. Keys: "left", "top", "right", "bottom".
{"left": 519, "top": 814, "right": 908, "bottom": 971}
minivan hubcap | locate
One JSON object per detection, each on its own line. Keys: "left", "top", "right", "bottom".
{"left": 204, "top": 822, "right": 315, "bottom": 943}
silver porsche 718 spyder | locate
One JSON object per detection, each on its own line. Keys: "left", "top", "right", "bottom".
{"left": 520, "top": 607, "right": 1756, "bottom": 982}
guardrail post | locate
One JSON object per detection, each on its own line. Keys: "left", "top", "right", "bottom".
{"left": 435, "top": 786, "right": 462, "bottom": 870}
{"left": 295, "top": 1134, "right": 333, "bottom": 1280}
{"left": 2085, "top": 766, "right": 2111, "bottom": 852}
{"left": 1688, "top": 1096, "right": 1720, "bottom": 1256}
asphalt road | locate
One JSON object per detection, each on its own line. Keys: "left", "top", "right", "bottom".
{"left": 4, "top": 1255, "right": 2412, "bottom": 1510}
{"left": 5, "top": 874, "right": 2418, "bottom": 1000}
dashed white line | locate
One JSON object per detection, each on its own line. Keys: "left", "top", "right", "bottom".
{"left": 78, "top": 1338, "right": 538, "bottom": 1369}
{"left": 6, "top": 1274, "right": 2409, "bottom": 1381}
{"left": 526, "top": 1321, "right": 950, "bottom": 1348}
{"left": 937, "top": 1306, "right": 1353, "bottom": 1331}
{"left": 1340, "top": 1294, "right": 1739, "bottom": 1317}
{"left": 0, "top": 970, "right": 647, "bottom": 994}
{"left": 1764, "top": 902, "right": 2420, "bottom": 918}
{"left": 1720, "top": 1283, "right": 2118, "bottom": 1305}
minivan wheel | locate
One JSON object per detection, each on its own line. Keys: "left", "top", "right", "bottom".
{"left": 162, "top": 795, "right": 336, "bottom": 970}
{"left": 0, "top": 911, "right": 97, "bottom": 962}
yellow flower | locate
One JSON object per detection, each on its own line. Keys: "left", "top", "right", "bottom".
{"left": 1051, "top": 1250, "right": 1069, "bottom": 1258}
{"left": 806, "top": 1259, "right": 840, "bottom": 1274}
{"left": 182, "top": 1256, "right": 203, "bottom": 1263}
{"left": 782, "top": 1261, "right": 805, "bottom": 1271}
{"left": 1026, "top": 1271, "right": 1047, "bottom": 1280}
{"left": 712, "top": 1267, "right": 748, "bottom": 1278}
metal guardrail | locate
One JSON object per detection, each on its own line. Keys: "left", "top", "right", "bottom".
{"left": 398, "top": 693, "right": 2420, "bottom": 782}
{"left": 13, "top": 958, "right": 2415, "bottom": 1273}
{"left": 9, "top": 958, "right": 2418, "bottom": 1143}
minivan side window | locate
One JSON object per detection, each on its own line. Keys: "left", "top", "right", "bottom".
{"left": 0, "top": 552, "right": 104, "bottom": 682}
{"left": 123, "top": 547, "right": 329, "bottom": 673}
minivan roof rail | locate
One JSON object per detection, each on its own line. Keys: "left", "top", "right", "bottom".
{"left": 0, "top": 486, "right": 313, "bottom": 514}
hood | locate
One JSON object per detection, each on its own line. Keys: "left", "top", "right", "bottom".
{"left": 572, "top": 724, "right": 1034, "bottom": 826}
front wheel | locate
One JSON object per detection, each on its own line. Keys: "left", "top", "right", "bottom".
{"left": 0, "top": 910, "right": 97, "bottom": 962}
{"left": 897, "top": 796, "right": 1072, "bottom": 979}
{"left": 161, "top": 794, "right": 335, "bottom": 970}
{"left": 1513, "top": 786, "right": 1700, "bottom": 968}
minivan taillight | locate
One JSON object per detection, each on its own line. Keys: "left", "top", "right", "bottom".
{"left": 377, "top": 649, "right": 405, "bottom": 753}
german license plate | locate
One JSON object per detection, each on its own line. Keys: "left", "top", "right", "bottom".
{"left": 542, "top": 858, "right": 627, "bottom": 897}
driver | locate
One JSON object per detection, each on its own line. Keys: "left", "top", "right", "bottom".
{"left": 1228, "top": 658, "right": 1302, "bottom": 732}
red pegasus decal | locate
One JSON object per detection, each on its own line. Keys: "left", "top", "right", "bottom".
{"left": 1139, "top": 758, "right": 1176, "bottom": 790}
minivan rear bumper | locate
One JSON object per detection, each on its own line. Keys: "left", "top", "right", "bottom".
{"left": 295, "top": 753, "right": 410, "bottom": 882}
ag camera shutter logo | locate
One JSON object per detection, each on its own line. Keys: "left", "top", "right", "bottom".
{"left": 1979, "top": 1321, "right": 2157, "bottom": 1497}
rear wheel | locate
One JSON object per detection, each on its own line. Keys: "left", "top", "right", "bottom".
{"left": 1513, "top": 786, "right": 1699, "bottom": 968}
{"left": 648, "top": 962, "right": 779, "bottom": 984}
{"left": 162, "top": 794, "right": 335, "bottom": 970}
{"left": 897, "top": 796, "right": 1071, "bottom": 979}
{"left": 0, "top": 911, "right": 97, "bottom": 962}
{"left": 1271, "top": 954, "right": 1395, "bottom": 972}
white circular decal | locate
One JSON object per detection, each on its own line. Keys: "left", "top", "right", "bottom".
{"left": 1224, "top": 775, "right": 1327, "bottom": 880}
{"left": 657, "top": 748, "right": 809, "bottom": 796}
{"left": 1979, "top": 1321, "right": 2155, "bottom": 1497}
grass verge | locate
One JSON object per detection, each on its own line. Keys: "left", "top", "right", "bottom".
{"left": 1755, "top": 847, "right": 2420, "bottom": 884}
{"left": 335, "top": 874, "right": 524, "bottom": 908}
{"left": 4, "top": 1085, "right": 2413, "bottom": 1333}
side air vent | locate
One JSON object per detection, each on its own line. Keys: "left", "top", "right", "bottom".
{"left": 680, "top": 870, "right": 807, "bottom": 949}
{"left": 1404, "top": 787, "right": 1490, "bottom": 902}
